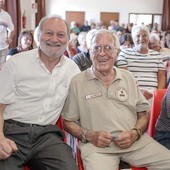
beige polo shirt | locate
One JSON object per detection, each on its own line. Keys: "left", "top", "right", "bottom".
{"left": 62, "top": 66, "right": 154, "bottom": 158}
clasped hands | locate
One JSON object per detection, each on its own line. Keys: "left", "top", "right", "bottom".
{"left": 86, "top": 130, "right": 138, "bottom": 149}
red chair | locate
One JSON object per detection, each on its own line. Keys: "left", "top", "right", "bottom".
{"left": 147, "top": 89, "right": 167, "bottom": 137}
{"left": 24, "top": 116, "right": 64, "bottom": 170}
{"left": 128, "top": 89, "right": 167, "bottom": 170}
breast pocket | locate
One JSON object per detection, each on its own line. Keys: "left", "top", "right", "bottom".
{"left": 53, "top": 85, "right": 69, "bottom": 108}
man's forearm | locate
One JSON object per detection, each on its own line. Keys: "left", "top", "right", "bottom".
{"left": 0, "top": 104, "right": 6, "bottom": 139}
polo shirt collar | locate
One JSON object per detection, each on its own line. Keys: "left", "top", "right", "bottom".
{"left": 86, "top": 66, "right": 123, "bottom": 81}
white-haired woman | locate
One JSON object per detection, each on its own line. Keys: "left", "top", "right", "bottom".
{"left": 116, "top": 25, "right": 166, "bottom": 103}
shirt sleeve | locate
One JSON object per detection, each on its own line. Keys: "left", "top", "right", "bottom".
{"left": 6, "top": 12, "right": 14, "bottom": 32}
{"left": 62, "top": 77, "right": 80, "bottom": 121}
{"left": 0, "top": 60, "right": 16, "bottom": 104}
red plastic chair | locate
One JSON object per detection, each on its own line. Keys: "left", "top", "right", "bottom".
{"left": 131, "top": 168, "right": 147, "bottom": 170}
{"left": 147, "top": 89, "right": 167, "bottom": 137}
{"left": 130, "top": 89, "right": 167, "bottom": 170}
{"left": 24, "top": 116, "right": 64, "bottom": 170}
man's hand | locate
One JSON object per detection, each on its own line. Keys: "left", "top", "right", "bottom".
{"left": 142, "top": 90, "right": 153, "bottom": 100}
{"left": 86, "top": 131, "right": 113, "bottom": 148}
{"left": 113, "top": 130, "right": 138, "bottom": 149}
{"left": 6, "top": 37, "right": 13, "bottom": 45}
{"left": 0, "top": 137, "right": 18, "bottom": 160}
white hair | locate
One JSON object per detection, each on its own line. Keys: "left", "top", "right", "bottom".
{"left": 86, "top": 29, "right": 97, "bottom": 49}
{"left": 90, "top": 29, "right": 120, "bottom": 49}
{"left": 149, "top": 33, "right": 160, "bottom": 42}
{"left": 131, "top": 25, "right": 150, "bottom": 39}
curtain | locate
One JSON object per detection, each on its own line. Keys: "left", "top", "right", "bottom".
{"left": 5, "top": 0, "right": 21, "bottom": 48}
{"left": 162, "top": 0, "right": 170, "bottom": 31}
{"left": 36, "top": 0, "right": 46, "bottom": 26}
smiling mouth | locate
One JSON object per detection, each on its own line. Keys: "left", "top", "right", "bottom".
{"left": 98, "top": 59, "right": 108, "bottom": 63}
{"left": 47, "top": 42, "right": 61, "bottom": 47}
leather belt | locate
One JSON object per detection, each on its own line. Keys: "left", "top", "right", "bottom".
{"left": 5, "top": 119, "right": 46, "bottom": 127}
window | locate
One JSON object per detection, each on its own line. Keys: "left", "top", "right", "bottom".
{"left": 129, "top": 13, "right": 162, "bottom": 30}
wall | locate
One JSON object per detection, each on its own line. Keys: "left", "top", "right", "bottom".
{"left": 45, "top": 0, "right": 163, "bottom": 26}
{"left": 20, "top": 0, "right": 36, "bottom": 31}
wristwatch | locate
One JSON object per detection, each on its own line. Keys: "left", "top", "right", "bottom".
{"left": 80, "top": 130, "right": 88, "bottom": 143}
{"left": 132, "top": 127, "right": 142, "bottom": 140}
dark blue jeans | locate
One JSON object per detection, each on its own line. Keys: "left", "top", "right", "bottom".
{"left": 154, "top": 130, "right": 170, "bottom": 150}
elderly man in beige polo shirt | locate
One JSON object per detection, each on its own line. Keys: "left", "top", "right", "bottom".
{"left": 62, "top": 29, "right": 170, "bottom": 170}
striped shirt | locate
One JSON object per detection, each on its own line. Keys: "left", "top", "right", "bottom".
{"left": 116, "top": 48, "right": 165, "bottom": 93}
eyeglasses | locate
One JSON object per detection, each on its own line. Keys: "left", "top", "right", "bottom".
{"left": 91, "top": 45, "right": 116, "bottom": 54}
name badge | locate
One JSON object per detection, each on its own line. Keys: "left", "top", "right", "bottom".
{"left": 85, "top": 92, "right": 102, "bottom": 99}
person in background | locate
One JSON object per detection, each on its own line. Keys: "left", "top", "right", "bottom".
{"left": 65, "top": 32, "right": 78, "bottom": 58}
{"left": 125, "top": 23, "right": 133, "bottom": 33}
{"left": 0, "top": 14, "right": 79, "bottom": 170}
{"left": 116, "top": 25, "right": 166, "bottom": 102}
{"left": 62, "top": 29, "right": 170, "bottom": 170}
{"left": 149, "top": 33, "right": 170, "bottom": 85}
{"left": 151, "top": 23, "right": 161, "bottom": 36}
{"left": 80, "top": 21, "right": 91, "bottom": 32}
{"left": 119, "top": 33, "right": 134, "bottom": 50}
{"left": 164, "top": 30, "right": 170, "bottom": 49}
{"left": 90, "top": 22, "right": 96, "bottom": 29}
{"left": 0, "top": 0, "right": 14, "bottom": 69}
{"left": 77, "top": 32, "right": 88, "bottom": 53}
{"left": 6, "top": 30, "right": 34, "bottom": 61}
{"left": 108, "top": 19, "right": 120, "bottom": 31}
{"left": 72, "top": 29, "right": 97, "bottom": 71}
{"left": 154, "top": 85, "right": 170, "bottom": 150}
{"left": 70, "top": 21, "right": 80, "bottom": 35}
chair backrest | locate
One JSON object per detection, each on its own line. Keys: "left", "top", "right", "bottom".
{"left": 147, "top": 89, "right": 167, "bottom": 137}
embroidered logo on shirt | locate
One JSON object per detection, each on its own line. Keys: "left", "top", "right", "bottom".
{"left": 85, "top": 92, "right": 102, "bottom": 99}
{"left": 115, "top": 88, "right": 128, "bottom": 101}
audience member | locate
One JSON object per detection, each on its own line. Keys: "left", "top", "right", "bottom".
{"left": 77, "top": 32, "right": 88, "bottom": 53}
{"left": 6, "top": 30, "right": 33, "bottom": 60}
{"left": 90, "top": 22, "right": 96, "bottom": 29}
{"left": 119, "top": 33, "right": 134, "bottom": 50}
{"left": 0, "top": 14, "right": 79, "bottom": 170}
{"left": 116, "top": 25, "right": 166, "bottom": 102}
{"left": 149, "top": 33, "right": 170, "bottom": 84}
{"left": 70, "top": 21, "right": 80, "bottom": 35}
{"left": 80, "top": 21, "right": 91, "bottom": 32}
{"left": 72, "top": 29, "right": 97, "bottom": 71}
{"left": 164, "top": 30, "right": 170, "bottom": 49}
{"left": 154, "top": 85, "right": 170, "bottom": 150}
{"left": 108, "top": 19, "right": 120, "bottom": 31}
{"left": 151, "top": 23, "right": 161, "bottom": 36}
{"left": 65, "top": 33, "right": 78, "bottom": 58}
{"left": 125, "top": 23, "right": 133, "bottom": 33}
{"left": 0, "top": 0, "right": 14, "bottom": 69}
{"left": 62, "top": 29, "right": 170, "bottom": 170}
